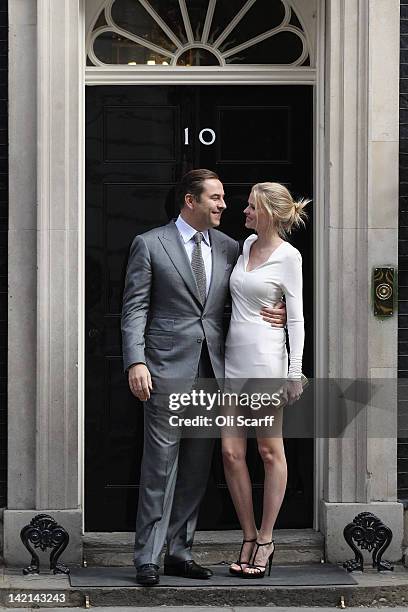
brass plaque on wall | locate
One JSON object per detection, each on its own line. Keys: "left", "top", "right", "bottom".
{"left": 373, "top": 267, "right": 395, "bottom": 317}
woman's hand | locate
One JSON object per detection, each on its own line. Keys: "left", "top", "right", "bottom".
{"left": 280, "top": 379, "right": 303, "bottom": 405}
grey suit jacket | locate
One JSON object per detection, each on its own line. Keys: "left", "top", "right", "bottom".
{"left": 121, "top": 220, "right": 240, "bottom": 388}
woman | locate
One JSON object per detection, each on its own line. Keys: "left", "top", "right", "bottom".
{"left": 222, "top": 182, "right": 308, "bottom": 579}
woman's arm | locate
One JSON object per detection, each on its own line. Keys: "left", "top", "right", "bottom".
{"left": 281, "top": 250, "right": 304, "bottom": 379}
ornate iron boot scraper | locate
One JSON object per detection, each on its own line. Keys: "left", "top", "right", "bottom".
{"left": 20, "top": 513, "right": 70, "bottom": 575}
{"left": 343, "top": 512, "right": 393, "bottom": 572}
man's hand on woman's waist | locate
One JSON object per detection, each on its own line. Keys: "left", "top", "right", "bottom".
{"left": 260, "top": 301, "right": 287, "bottom": 328}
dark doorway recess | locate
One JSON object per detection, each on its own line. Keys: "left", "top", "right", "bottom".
{"left": 85, "top": 85, "right": 313, "bottom": 531}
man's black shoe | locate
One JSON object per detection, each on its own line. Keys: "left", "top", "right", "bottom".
{"left": 163, "top": 559, "right": 213, "bottom": 579}
{"left": 136, "top": 563, "right": 160, "bottom": 586}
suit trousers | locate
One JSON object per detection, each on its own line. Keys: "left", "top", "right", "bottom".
{"left": 133, "top": 343, "right": 215, "bottom": 567}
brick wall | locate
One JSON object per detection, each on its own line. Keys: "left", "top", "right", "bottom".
{"left": 0, "top": 0, "right": 7, "bottom": 509}
{"left": 399, "top": 0, "right": 408, "bottom": 499}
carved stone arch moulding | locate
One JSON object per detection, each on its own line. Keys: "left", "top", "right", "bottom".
{"left": 86, "top": 0, "right": 312, "bottom": 68}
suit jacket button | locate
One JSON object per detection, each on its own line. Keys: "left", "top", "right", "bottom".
{"left": 197, "top": 338, "right": 202, "bottom": 343}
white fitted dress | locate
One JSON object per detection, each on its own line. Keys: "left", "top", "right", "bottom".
{"left": 225, "top": 234, "right": 304, "bottom": 380}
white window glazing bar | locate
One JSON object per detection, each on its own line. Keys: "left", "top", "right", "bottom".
{"left": 178, "top": 0, "right": 194, "bottom": 43}
{"left": 137, "top": 0, "right": 183, "bottom": 49}
{"left": 222, "top": 25, "right": 302, "bottom": 60}
{"left": 201, "top": 0, "right": 217, "bottom": 44}
{"left": 173, "top": 42, "right": 224, "bottom": 66}
{"left": 212, "top": 0, "right": 257, "bottom": 49}
{"left": 92, "top": 25, "right": 175, "bottom": 61}
{"left": 105, "top": 0, "right": 176, "bottom": 58}
{"left": 221, "top": 1, "right": 291, "bottom": 59}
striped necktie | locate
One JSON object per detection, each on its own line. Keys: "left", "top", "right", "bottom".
{"left": 191, "top": 232, "right": 207, "bottom": 304}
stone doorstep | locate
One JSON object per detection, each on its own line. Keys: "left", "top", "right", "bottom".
{"left": 83, "top": 529, "right": 324, "bottom": 567}
{"left": 1, "top": 566, "right": 408, "bottom": 608}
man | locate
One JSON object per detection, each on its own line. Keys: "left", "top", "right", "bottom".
{"left": 121, "top": 169, "right": 285, "bottom": 586}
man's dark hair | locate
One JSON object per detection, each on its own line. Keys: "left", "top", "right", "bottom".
{"left": 179, "top": 169, "right": 219, "bottom": 207}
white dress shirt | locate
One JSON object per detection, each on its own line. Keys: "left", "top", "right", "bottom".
{"left": 175, "top": 215, "right": 212, "bottom": 295}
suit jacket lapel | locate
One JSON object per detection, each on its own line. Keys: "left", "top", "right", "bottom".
{"left": 159, "top": 221, "right": 203, "bottom": 306}
{"left": 204, "top": 229, "right": 228, "bottom": 312}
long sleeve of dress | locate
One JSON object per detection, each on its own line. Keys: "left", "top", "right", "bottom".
{"left": 281, "top": 250, "right": 304, "bottom": 379}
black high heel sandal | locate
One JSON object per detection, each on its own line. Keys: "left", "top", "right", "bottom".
{"left": 229, "top": 538, "right": 257, "bottom": 576}
{"left": 243, "top": 540, "right": 275, "bottom": 579}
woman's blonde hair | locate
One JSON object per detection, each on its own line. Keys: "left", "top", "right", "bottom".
{"left": 251, "top": 182, "right": 310, "bottom": 237}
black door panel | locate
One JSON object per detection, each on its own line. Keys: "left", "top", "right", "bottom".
{"left": 85, "top": 85, "right": 313, "bottom": 531}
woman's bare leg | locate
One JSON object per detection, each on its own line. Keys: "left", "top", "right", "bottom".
{"left": 222, "top": 434, "right": 257, "bottom": 569}
{"left": 245, "top": 411, "right": 287, "bottom": 574}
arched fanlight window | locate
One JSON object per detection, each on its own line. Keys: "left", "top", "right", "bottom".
{"left": 87, "top": 0, "right": 310, "bottom": 67}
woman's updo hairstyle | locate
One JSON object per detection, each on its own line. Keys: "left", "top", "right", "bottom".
{"left": 251, "top": 182, "right": 310, "bottom": 237}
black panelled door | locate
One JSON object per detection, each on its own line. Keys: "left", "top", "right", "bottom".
{"left": 85, "top": 85, "right": 313, "bottom": 531}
